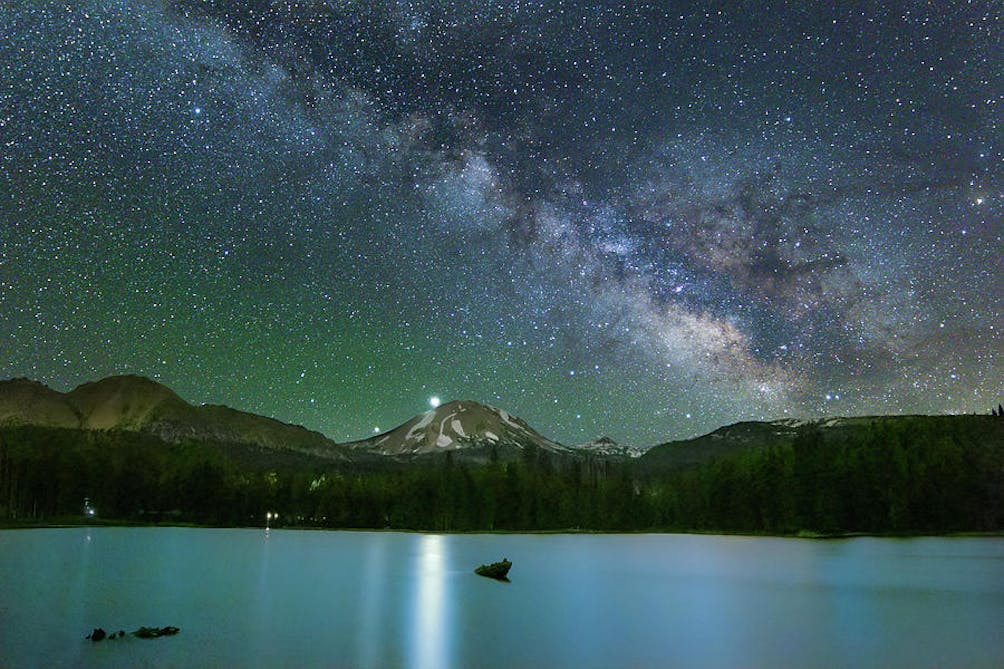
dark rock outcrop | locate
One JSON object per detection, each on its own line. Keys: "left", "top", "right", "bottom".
{"left": 133, "top": 626, "right": 180, "bottom": 639}
{"left": 475, "top": 558, "right": 512, "bottom": 581}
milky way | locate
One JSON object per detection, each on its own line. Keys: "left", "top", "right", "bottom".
{"left": 1, "top": 1, "right": 1001, "bottom": 445}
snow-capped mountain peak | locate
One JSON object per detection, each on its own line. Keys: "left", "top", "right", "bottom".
{"left": 573, "top": 435, "right": 644, "bottom": 458}
{"left": 348, "top": 399, "right": 565, "bottom": 456}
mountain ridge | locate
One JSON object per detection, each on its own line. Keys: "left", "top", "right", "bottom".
{"left": 640, "top": 413, "right": 1003, "bottom": 469}
{"left": 0, "top": 375, "right": 346, "bottom": 460}
{"left": 0, "top": 376, "right": 606, "bottom": 462}
{"left": 3, "top": 375, "right": 998, "bottom": 467}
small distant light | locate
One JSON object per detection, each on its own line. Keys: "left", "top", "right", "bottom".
{"left": 373, "top": 426, "right": 380, "bottom": 433}
{"left": 429, "top": 396, "right": 441, "bottom": 408}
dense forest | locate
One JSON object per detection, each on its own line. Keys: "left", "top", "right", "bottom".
{"left": 1, "top": 415, "right": 1001, "bottom": 534}
{"left": 642, "top": 416, "right": 1004, "bottom": 533}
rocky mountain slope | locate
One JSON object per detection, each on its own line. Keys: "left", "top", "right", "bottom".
{"left": 0, "top": 375, "right": 346, "bottom": 460}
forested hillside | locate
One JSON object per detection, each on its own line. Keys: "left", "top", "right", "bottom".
{"left": 640, "top": 415, "right": 1004, "bottom": 533}
{"left": 1, "top": 414, "right": 1001, "bottom": 534}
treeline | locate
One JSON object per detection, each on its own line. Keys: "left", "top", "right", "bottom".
{"left": 0, "top": 426, "right": 632, "bottom": 530}
{"left": 1, "top": 416, "right": 1002, "bottom": 534}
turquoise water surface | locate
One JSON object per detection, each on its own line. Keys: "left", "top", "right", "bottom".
{"left": 1, "top": 528, "right": 1002, "bottom": 668}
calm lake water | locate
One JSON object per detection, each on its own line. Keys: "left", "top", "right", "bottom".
{"left": 0, "top": 528, "right": 1002, "bottom": 668}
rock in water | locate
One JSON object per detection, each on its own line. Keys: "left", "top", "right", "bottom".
{"left": 474, "top": 558, "right": 512, "bottom": 581}
{"left": 86, "top": 628, "right": 107, "bottom": 642}
{"left": 133, "top": 626, "right": 180, "bottom": 639}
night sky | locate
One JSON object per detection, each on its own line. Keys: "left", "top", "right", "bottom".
{"left": 2, "top": 1, "right": 1001, "bottom": 447}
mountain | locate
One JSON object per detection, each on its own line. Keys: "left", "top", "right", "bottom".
{"left": 67, "top": 375, "right": 189, "bottom": 430}
{"left": 346, "top": 399, "right": 570, "bottom": 457}
{"left": 0, "top": 375, "right": 346, "bottom": 460}
{"left": 639, "top": 418, "right": 804, "bottom": 468}
{"left": 573, "top": 436, "right": 644, "bottom": 459}
{"left": 0, "top": 378, "right": 81, "bottom": 428}
{"left": 9, "top": 375, "right": 993, "bottom": 474}
{"left": 0, "top": 376, "right": 602, "bottom": 464}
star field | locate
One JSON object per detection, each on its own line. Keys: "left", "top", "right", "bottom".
{"left": 1, "top": 1, "right": 1001, "bottom": 446}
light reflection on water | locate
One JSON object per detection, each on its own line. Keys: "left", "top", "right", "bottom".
{"left": 252, "top": 528, "right": 273, "bottom": 660}
{"left": 411, "top": 533, "right": 452, "bottom": 669}
{"left": 356, "top": 531, "right": 389, "bottom": 668}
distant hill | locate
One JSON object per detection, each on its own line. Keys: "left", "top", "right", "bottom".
{"left": 640, "top": 418, "right": 806, "bottom": 468}
{"left": 0, "top": 375, "right": 347, "bottom": 461}
{"left": 641, "top": 414, "right": 1003, "bottom": 470}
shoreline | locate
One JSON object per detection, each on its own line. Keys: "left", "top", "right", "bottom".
{"left": 1, "top": 519, "right": 1001, "bottom": 539}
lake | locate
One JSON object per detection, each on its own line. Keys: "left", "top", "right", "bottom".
{"left": 0, "top": 528, "right": 1001, "bottom": 668}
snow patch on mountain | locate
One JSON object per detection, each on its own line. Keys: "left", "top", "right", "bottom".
{"left": 406, "top": 409, "right": 437, "bottom": 441}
